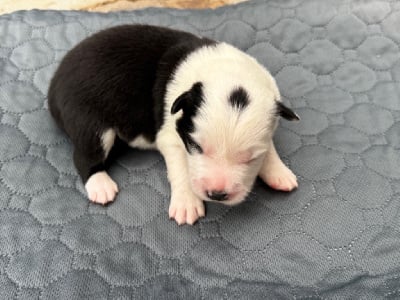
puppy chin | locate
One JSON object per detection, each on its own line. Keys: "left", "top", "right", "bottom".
{"left": 199, "top": 189, "right": 249, "bottom": 206}
{"left": 190, "top": 175, "right": 254, "bottom": 206}
{"left": 218, "top": 191, "right": 249, "bottom": 206}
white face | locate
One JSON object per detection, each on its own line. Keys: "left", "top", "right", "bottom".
{"left": 185, "top": 140, "right": 269, "bottom": 205}
{"left": 166, "top": 42, "right": 282, "bottom": 205}
{"left": 177, "top": 83, "right": 278, "bottom": 205}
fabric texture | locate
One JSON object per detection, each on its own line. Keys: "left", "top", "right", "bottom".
{"left": 0, "top": 0, "right": 400, "bottom": 298}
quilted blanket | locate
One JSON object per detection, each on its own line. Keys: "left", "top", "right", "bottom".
{"left": 1, "top": 0, "right": 400, "bottom": 298}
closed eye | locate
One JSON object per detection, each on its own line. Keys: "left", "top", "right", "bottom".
{"left": 188, "top": 138, "right": 203, "bottom": 154}
{"left": 245, "top": 157, "right": 258, "bottom": 164}
{"left": 237, "top": 151, "right": 253, "bottom": 164}
{"left": 240, "top": 156, "right": 260, "bottom": 165}
{"left": 244, "top": 148, "right": 268, "bottom": 164}
{"left": 237, "top": 149, "right": 266, "bottom": 165}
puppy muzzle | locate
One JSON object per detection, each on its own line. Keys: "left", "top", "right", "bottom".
{"left": 207, "top": 190, "right": 229, "bottom": 201}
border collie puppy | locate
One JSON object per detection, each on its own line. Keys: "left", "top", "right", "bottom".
{"left": 48, "top": 24, "right": 299, "bottom": 225}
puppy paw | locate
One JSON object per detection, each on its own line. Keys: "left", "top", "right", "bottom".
{"left": 169, "top": 192, "right": 205, "bottom": 225}
{"left": 85, "top": 171, "right": 119, "bottom": 205}
{"left": 260, "top": 162, "right": 298, "bottom": 192}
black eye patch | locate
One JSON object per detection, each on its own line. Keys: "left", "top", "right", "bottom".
{"left": 172, "top": 82, "right": 205, "bottom": 154}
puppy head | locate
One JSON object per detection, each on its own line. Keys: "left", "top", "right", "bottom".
{"left": 169, "top": 43, "right": 298, "bottom": 205}
{"left": 171, "top": 83, "right": 298, "bottom": 206}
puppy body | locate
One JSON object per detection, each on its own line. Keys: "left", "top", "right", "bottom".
{"left": 48, "top": 25, "right": 298, "bottom": 225}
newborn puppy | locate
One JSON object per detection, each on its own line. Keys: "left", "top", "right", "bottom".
{"left": 48, "top": 24, "right": 299, "bottom": 225}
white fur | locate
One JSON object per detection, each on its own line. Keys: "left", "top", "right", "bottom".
{"left": 85, "top": 130, "right": 117, "bottom": 205}
{"left": 156, "top": 131, "right": 205, "bottom": 225}
{"left": 129, "top": 135, "right": 157, "bottom": 150}
{"left": 259, "top": 141, "right": 298, "bottom": 192}
{"left": 157, "top": 43, "right": 297, "bottom": 224}
{"left": 85, "top": 171, "right": 119, "bottom": 205}
{"left": 100, "top": 128, "right": 116, "bottom": 158}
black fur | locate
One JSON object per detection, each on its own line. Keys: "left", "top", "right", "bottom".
{"left": 48, "top": 24, "right": 214, "bottom": 182}
{"left": 229, "top": 87, "right": 249, "bottom": 111}
{"left": 171, "top": 82, "right": 204, "bottom": 154}
{"left": 276, "top": 102, "right": 300, "bottom": 121}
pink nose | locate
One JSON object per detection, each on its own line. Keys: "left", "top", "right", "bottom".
{"left": 202, "top": 176, "right": 230, "bottom": 201}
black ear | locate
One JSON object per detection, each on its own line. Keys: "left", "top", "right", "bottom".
{"left": 171, "top": 91, "right": 190, "bottom": 114}
{"left": 171, "top": 82, "right": 204, "bottom": 115}
{"left": 276, "top": 102, "right": 300, "bottom": 121}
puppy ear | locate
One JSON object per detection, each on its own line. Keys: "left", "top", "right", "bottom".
{"left": 276, "top": 102, "right": 300, "bottom": 121}
{"left": 171, "top": 82, "right": 203, "bottom": 114}
{"left": 171, "top": 91, "right": 190, "bottom": 114}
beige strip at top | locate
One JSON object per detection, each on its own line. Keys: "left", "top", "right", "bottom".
{"left": 0, "top": 0, "right": 247, "bottom": 15}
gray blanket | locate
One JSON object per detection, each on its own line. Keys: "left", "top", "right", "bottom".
{"left": 1, "top": 0, "right": 400, "bottom": 298}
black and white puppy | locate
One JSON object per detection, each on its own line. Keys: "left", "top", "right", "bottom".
{"left": 48, "top": 25, "right": 299, "bottom": 225}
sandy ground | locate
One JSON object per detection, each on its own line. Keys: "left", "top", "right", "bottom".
{"left": 0, "top": 0, "right": 247, "bottom": 14}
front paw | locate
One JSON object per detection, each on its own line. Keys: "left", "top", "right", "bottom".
{"left": 169, "top": 191, "right": 205, "bottom": 225}
{"left": 259, "top": 162, "right": 298, "bottom": 192}
{"left": 85, "top": 171, "right": 119, "bottom": 205}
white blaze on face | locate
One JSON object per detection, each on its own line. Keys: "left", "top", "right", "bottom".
{"left": 187, "top": 87, "right": 277, "bottom": 205}
{"left": 163, "top": 42, "right": 281, "bottom": 205}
